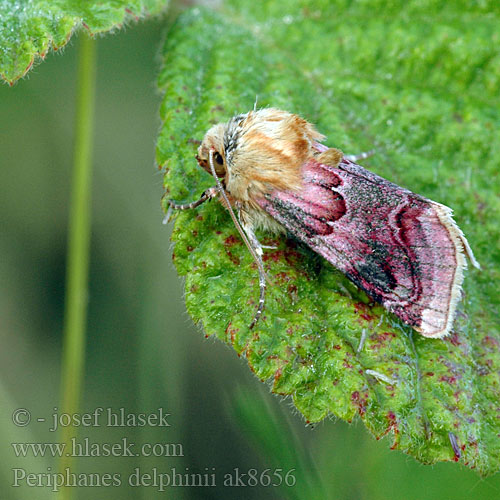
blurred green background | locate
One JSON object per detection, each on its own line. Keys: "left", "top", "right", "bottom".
{"left": 1, "top": 12, "right": 499, "bottom": 500}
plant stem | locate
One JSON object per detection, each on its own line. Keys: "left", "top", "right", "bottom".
{"left": 58, "top": 34, "right": 96, "bottom": 497}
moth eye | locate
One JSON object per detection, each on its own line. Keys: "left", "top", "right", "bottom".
{"left": 214, "top": 152, "right": 224, "bottom": 165}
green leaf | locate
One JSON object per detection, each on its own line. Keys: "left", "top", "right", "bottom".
{"left": 0, "top": 0, "right": 168, "bottom": 84}
{"left": 157, "top": 1, "right": 500, "bottom": 476}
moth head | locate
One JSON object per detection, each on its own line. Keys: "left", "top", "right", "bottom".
{"left": 196, "top": 123, "right": 227, "bottom": 178}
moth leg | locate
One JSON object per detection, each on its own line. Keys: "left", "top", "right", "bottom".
{"left": 344, "top": 150, "right": 376, "bottom": 162}
{"left": 238, "top": 211, "right": 267, "bottom": 329}
{"left": 165, "top": 186, "right": 218, "bottom": 210}
{"left": 163, "top": 187, "right": 218, "bottom": 224}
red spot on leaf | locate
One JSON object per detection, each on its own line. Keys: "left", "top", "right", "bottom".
{"left": 275, "top": 271, "right": 289, "bottom": 282}
{"left": 354, "top": 302, "right": 375, "bottom": 322}
{"left": 351, "top": 391, "right": 368, "bottom": 416}
{"left": 468, "top": 439, "right": 478, "bottom": 450}
{"left": 390, "top": 440, "right": 399, "bottom": 450}
{"left": 439, "top": 375, "right": 457, "bottom": 384}
{"left": 378, "top": 411, "right": 400, "bottom": 442}
{"left": 225, "top": 322, "right": 239, "bottom": 345}
{"left": 262, "top": 244, "right": 304, "bottom": 271}
{"left": 483, "top": 336, "right": 500, "bottom": 349}
{"left": 369, "top": 331, "right": 396, "bottom": 350}
{"left": 381, "top": 331, "right": 397, "bottom": 339}
{"left": 224, "top": 235, "right": 239, "bottom": 246}
{"left": 124, "top": 7, "right": 139, "bottom": 20}
{"left": 225, "top": 251, "right": 240, "bottom": 266}
{"left": 263, "top": 250, "right": 283, "bottom": 263}
{"left": 333, "top": 345, "right": 342, "bottom": 350}
{"left": 426, "top": 371, "right": 434, "bottom": 376}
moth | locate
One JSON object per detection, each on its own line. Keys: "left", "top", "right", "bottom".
{"left": 167, "top": 108, "right": 479, "bottom": 338}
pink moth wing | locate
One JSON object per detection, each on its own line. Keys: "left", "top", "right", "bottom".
{"left": 256, "top": 148, "right": 478, "bottom": 338}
